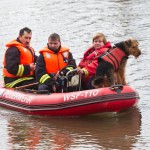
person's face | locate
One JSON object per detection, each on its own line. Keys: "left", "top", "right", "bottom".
{"left": 93, "top": 37, "right": 104, "bottom": 50}
{"left": 48, "top": 39, "right": 61, "bottom": 50}
{"left": 19, "top": 31, "right": 32, "bottom": 47}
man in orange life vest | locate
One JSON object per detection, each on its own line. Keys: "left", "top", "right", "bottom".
{"left": 35, "top": 33, "right": 76, "bottom": 92}
{"left": 3, "top": 27, "right": 38, "bottom": 89}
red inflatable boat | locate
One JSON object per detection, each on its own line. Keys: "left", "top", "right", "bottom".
{"left": 0, "top": 81, "right": 139, "bottom": 116}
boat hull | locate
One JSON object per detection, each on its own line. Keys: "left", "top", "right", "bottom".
{"left": 0, "top": 83, "right": 139, "bottom": 116}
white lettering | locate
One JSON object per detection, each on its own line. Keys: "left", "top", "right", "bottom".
{"left": 84, "top": 91, "right": 88, "bottom": 97}
{"left": 70, "top": 93, "right": 76, "bottom": 100}
{"left": 75, "top": 92, "right": 81, "bottom": 99}
{"left": 64, "top": 94, "right": 71, "bottom": 101}
{"left": 3, "top": 91, "right": 32, "bottom": 104}
{"left": 63, "top": 90, "right": 99, "bottom": 101}
{"left": 93, "top": 90, "right": 99, "bottom": 96}
{"left": 0, "top": 89, "right": 5, "bottom": 96}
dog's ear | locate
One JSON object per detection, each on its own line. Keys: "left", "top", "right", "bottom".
{"left": 125, "top": 39, "right": 132, "bottom": 47}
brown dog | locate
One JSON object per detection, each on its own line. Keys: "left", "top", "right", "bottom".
{"left": 92, "top": 39, "right": 141, "bottom": 88}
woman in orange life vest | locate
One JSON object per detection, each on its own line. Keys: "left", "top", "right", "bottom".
{"left": 78, "top": 32, "right": 112, "bottom": 90}
{"left": 35, "top": 33, "right": 76, "bottom": 92}
{"left": 3, "top": 27, "right": 38, "bottom": 89}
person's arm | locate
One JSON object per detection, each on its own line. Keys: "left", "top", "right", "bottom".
{"left": 78, "top": 47, "right": 93, "bottom": 68}
{"left": 5, "top": 47, "right": 31, "bottom": 76}
{"left": 68, "top": 52, "right": 76, "bottom": 67}
{"left": 35, "top": 54, "right": 55, "bottom": 86}
{"left": 60, "top": 52, "right": 77, "bottom": 75}
{"left": 78, "top": 58, "right": 98, "bottom": 78}
{"left": 84, "top": 59, "right": 98, "bottom": 77}
{"left": 34, "top": 54, "right": 38, "bottom": 63}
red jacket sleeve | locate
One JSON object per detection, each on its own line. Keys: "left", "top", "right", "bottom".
{"left": 84, "top": 59, "right": 98, "bottom": 78}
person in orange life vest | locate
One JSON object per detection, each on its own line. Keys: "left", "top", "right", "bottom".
{"left": 78, "top": 32, "right": 112, "bottom": 89}
{"left": 35, "top": 33, "right": 76, "bottom": 92}
{"left": 3, "top": 27, "right": 38, "bottom": 89}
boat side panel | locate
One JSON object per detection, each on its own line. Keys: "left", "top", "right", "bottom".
{"left": 0, "top": 98, "right": 138, "bottom": 116}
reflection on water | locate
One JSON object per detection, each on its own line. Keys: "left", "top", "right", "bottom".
{"left": 1, "top": 107, "right": 141, "bottom": 149}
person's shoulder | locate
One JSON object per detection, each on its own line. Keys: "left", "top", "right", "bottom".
{"left": 6, "top": 46, "right": 20, "bottom": 54}
{"left": 38, "top": 53, "right": 44, "bottom": 58}
{"left": 7, "top": 46, "right": 19, "bottom": 50}
{"left": 61, "top": 45, "right": 70, "bottom": 50}
{"left": 36, "top": 54, "right": 45, "bottom": 64}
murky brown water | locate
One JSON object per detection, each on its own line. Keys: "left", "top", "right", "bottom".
{"left": 0, "top": 0, "right": 150, "bottom": 149}
{"left": 0, "top": 107, "right": 141, "bottom": 149}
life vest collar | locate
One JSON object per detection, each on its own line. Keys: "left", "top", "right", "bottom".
{"left": 114, "top": 42, "right": 129, "bottom": 56}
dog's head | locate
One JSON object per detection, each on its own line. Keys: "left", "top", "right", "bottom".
{"left": 124, "top": 39, "right": 141, "bottom": 58}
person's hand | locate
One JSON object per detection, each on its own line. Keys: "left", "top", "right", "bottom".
{"left": 59, "top": 71, "right": 65, "bottom": 76}
{"left": 77, "top": 69, "right": 85, "bottom": 75}
{"left": 45, "top": 79, "right": 59, "bottom": 93}
{"left": 59, "top": 69, "right": 69, "bottom": 76}
{"left": 30, "top": 63, "right": 36, "bottom": 71}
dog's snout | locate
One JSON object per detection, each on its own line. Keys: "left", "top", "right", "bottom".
{"left": 139, "top": 50, "right": 141, "bottom": 55}
{"left": 136, "top": 49, "right": 141, "bottom": 57}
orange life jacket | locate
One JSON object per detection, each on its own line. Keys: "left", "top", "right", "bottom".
{"left": 3, "top": 40, "right": 35, "bottom": 78}
{"left": 101, "top": 47, "right": 127, "bottom": 71}
{"left": 39, "top": 46, "right": 70, "bottom": 74}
